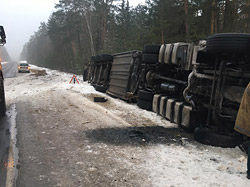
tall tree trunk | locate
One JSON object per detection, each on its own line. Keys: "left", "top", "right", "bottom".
{"left": 83, "top": 12, "right": 95, "bottom": 56}
{"left": 63, "top": 45, "right": 69, "bottom": 68}
{"left": 184, "top": 0, "right": 189, "bottom": 41}
{"left": 77, "top": 30, "right": 82, "bottom": 53}
{"left": 246, "top": 0, "right": 250, "bottom": 32}
{"left": 102, "top": 1, "right": 107, "bottom": 51}
{"left": 160, "top": 0, "right": 164, "bottom": 43}
{"left": 210, "top": 0, "right": 216, "bottom": 34}
{"left": 161, "top": 31, "right": 164, "bottom": 44}
{"left": 101, "top": 0, "right": 113, "bottom": 51}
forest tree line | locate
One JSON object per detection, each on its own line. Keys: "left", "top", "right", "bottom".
{"left": 20, "top": 0, "right": 250, "bottom": 74}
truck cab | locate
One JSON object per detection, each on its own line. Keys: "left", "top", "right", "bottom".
{"left": 0, "top": 25, "right": 6, "bottom": 117}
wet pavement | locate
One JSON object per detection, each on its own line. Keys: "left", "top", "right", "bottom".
{"left": 0, "top": 105, "right": 18, "bottom": 187}
{"left": 0, "top": 114, "right": 9, "bottom": 187}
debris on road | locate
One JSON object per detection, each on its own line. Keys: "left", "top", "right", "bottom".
{"left": 94, "top": 97, "right": 107, "bottom": 103}
{"left": 82, "top": 121, "right": 90, "bottom": 125}
{"left": 30, "top": 68, "right": 47, "bottom": 76}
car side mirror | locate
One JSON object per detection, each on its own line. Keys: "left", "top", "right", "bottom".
{"left": 0, "top": 26, "right": 6, "bottom": 44}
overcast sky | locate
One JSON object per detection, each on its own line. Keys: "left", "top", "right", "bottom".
{"left": 0, "top": 0, "right": 144, "bottom": 61}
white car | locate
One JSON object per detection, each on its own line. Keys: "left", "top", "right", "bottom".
{"left": 18, "top": 62, "right": 30, "bottom": 73}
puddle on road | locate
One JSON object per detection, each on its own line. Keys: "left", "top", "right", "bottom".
{"left": 5, "top": 104, "right": 19, "bottom": 187}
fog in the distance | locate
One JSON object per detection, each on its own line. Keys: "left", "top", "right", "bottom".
{"left": 0, "top": 0, "right": 58, "bottom": 61}
{"left": 0, "top": 0, "right": 144, "bottom": 61}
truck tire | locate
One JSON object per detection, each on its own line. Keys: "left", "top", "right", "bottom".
{"left": 142, "top": 54, "right": 159, "bottom": 64}
{"left": 137, "top": 99, "right": 152, "bottom": 111}
{"left": 101, "top": 54, "right": 113, "bottom": 62}
{"left": 0, "top": 75, "right": 6, "bottom": 117}
{"left": 143, "top": 45, "right": 161, "bottom": 54}
{"left": 91, "top": 56, "right": 96, "bottom": 62}
{"left": 194, "top": 126, "right": 244, "bottom": 148}
{"left": 95, "top": 85, "right": 108, "bottom": 93}
{"left": 138, "top": 90, "right": 154, "bottom": 101}
{"left": 206, "top": 33, "right": 250, "bottom": 54}
{"left": 95, "top": 55, "right": 102, "bottom": 62}
{"left": 83, "top": 68, "right": 88, "bottom": 81}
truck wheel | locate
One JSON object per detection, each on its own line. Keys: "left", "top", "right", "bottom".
{"left": 142, "top": 54, "right": 159, "bottom": 64}
{"left": 95, "top": 85, "right": 107, "bottom": 93}
{"left": 101, "top": 54, "right": 113, "bottom": 62}
{"left": 95, "top": 55, "right": 102, "bottom": 62}
{"left": 194, "top": 126, "right": 244, "bottom": 148}
{"left": 0, "top": 76, "right": 6, "bottom": 117}
{"left": 137, "top": 99, "right": 152, "bottom": 111}
{"left": 143, "top": 45, "right": 161, "bottom": 54}
{"left": 138, "top": 89, "right": 154, "bottom": 101}
{"left": 91, "top": 56, "right": 96, "bottom": 62}
{"left": 83, "top": 68, "right": 88, "bottom": 81}
{"left": 206, "top": 33, "right": 250, "bottom": 54}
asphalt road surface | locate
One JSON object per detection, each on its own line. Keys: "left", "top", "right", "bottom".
{"left": 0, "top": 69, "right": 249, "bottom": 187}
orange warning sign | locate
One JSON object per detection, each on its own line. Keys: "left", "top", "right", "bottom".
{"left": 69, "top": 75, "right": 79, "bottom": 84}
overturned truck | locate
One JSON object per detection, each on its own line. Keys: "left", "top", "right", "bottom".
{"left": 85, "top": 33, "right": 250, "bottom": 148}
{"left": 191, "top": 33, "right": 250, "bottom": 147}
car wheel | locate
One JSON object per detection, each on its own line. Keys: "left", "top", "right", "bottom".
{"left": 194, "top": 126, "right": 244, "bottom": 148}
{"left": 0, "top": 75, "right": 6, "bottom": 117}
{"left": 206, "top": 33, "right": 250, "bottom": 54}
{"left": 138, "top": 89, "right": 154, "bottom": 101}
{"left": 137, "top": 99, "right": 152, "bottom": 111}
{"left": 143, "top": 45, "right": 161, "bottom": 54}
{"left": 142, "top": 54, "right": 159, "bottom": 64}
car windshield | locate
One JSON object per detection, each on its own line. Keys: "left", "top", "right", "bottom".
{"left": 20, "top": 63, "right": 29, "bottom": 66}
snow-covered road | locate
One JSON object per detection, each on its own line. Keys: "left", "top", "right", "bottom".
{"left": 3, "top": 66, "right": 249, "bottom": 187}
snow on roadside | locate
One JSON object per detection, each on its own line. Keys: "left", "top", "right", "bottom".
{"left": 145, "top": 144, "right": 248, "bottom": 187}
{"left": 4, "top": 66, "right": 250, "bottom": 186}
{"left": 30, "top": 65, "right": 176, "bottom": 128}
